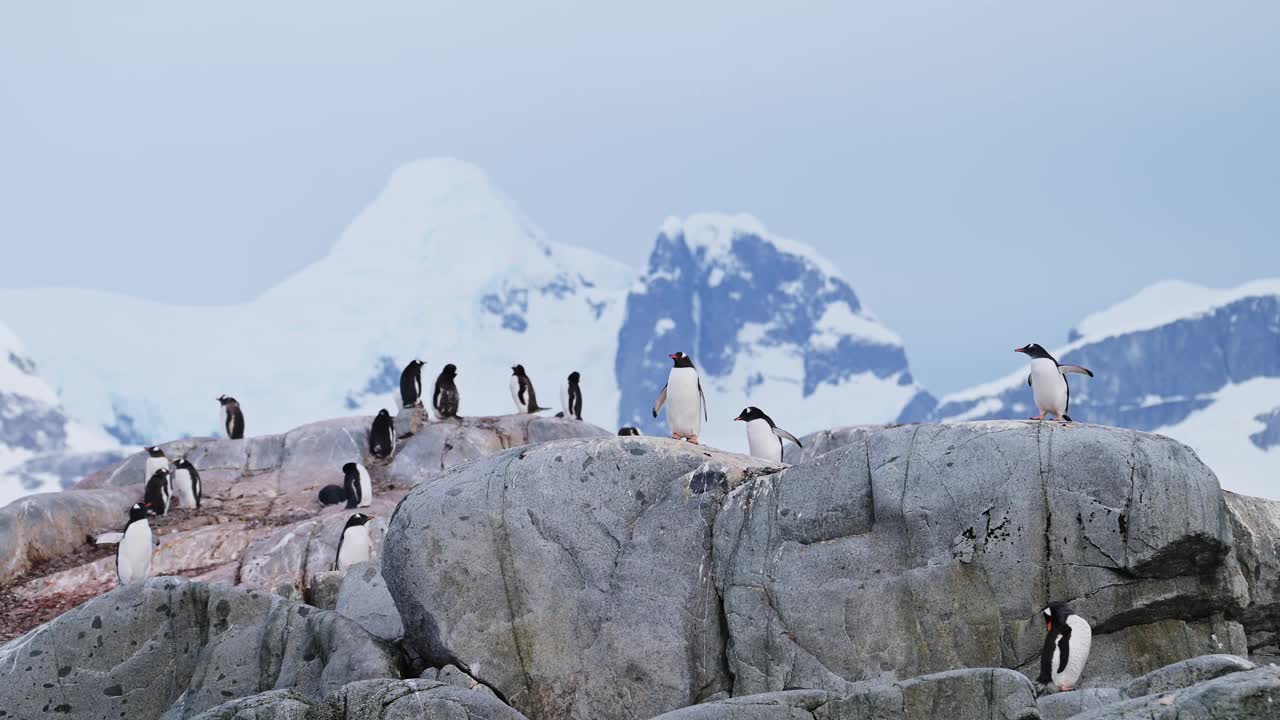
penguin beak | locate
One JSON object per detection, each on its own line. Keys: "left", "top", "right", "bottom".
{"left": 1014, "top": 348, "right": 1026, "bottom": 354}
{"left": 668, "top": 353, "right": 678, "bottom": 359}
{"left": 1046, "top": 620, "right": 1052, "bottom": 631}
{"left": 734, "top": 414, "right": 745, "bottom": 422}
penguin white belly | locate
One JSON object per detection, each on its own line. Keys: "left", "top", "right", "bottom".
{"left": 510, "top": 376, "right": 526, "bottom": 413}
{"left": 666, "top": 367, "right": 702, "bottom": 438}
{"left": 1053, "top": 615, "right": 1092, "bottom": 689}
{"left": 337, "top": 528, "right": 372, "bottom": 570}
{"left": 117, "top": 522, "right": 153, "bottom": 583}
{"left": 145, "top": 457, "right": 168, "bottom": 482}
{"left": 173, "top": 469, "right": 198, "bottom": 509}
{"left": 1030, "top": 359, "right": 1068, "bottom": 416}
{"left": 357, "top": 465, "right": 373, "bottom": 508}
{"left": 745, "top": 419, "right": 782, "bottom": 461}
{"left": 560, "top": 381, "right": 571, "bottom": 416}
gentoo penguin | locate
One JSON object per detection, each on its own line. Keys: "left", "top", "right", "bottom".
{"left": 1038, "top": 603, "right": 1093, "bottom": 692}
{"left": 335, "top": 513, "right": 374, "bottom": 571}
{"left": 561, "top": 371, "right": 583, "bottom": 420}
{"left": 1015, "top": 344, "right": 1094, "bottom": 422}
{"left": 115, "top": 502, "right": 154, "bottom": 584}
{"left": 342, "top": 461, "right": 372, "bottom": 509}
{"left": 618, "top": 427, "right": 641, "bottom": 436}
{"left": 734, "top": 407, "right": 803, "bottom": 462}
{"left": 510, "top": 364, "right": 548, "bottom": 414}
{"left": 653, "top": 352, "right": 708, "bottom": 444}
{"left": 369, "top": 409, "right": 396, "bottom": 459}
{"left": 400, "top": 359, "right": 425, "bottom": 408}
{"left": 143, "top": 467, "right": 172, "bottom": 516}
{"left": 218, "top": 395, "right": 245, "bottom": 439}
{"left": 433, "top": 363, "right": 460, "bottom": 419}
{"left": 143, "top": 445, "right": 169, "bottom": 485}
{"left": 171, "top": 457, "right": 202, "bottom": 510}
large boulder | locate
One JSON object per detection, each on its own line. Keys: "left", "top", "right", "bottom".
{"left": 382, "top": 436, "right": 777, "bottom": 720}
{"left": 0, "top": 485, "right": 140, "bottom": 585}
{"left": 714, "top": 421, "right": 1246, "bottom": 695}
{"left": 303, "top": 678, "right": 529, "bottom": 720}
{"left": 1119, "top": 654, "right": 1256, "bottom": 698}
{"left": 188, "top": 690, "right": 312, "bottom": 720}
{"left": 1222, "top": 491, "right": 1280, "bottom": 655}
{"left": 0, "top": 578, "right": 398, "bottom": 720}
{"left": 1071, "top": 665, "right": 1280, "bottom": 719}
{"left": 335, "top": 562, "right": 404, "bottom": 642}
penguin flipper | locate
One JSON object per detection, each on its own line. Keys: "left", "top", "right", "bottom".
{"left": 1027, "top": 374, "right": 1033, "bottom": 387}
{"left": 698, "top": 379, "right": 708, "bottom": 421}
{"left": 1058, "top": 365, "right": 1094, "bottom": 377}
{"left": 772, "top": 426, "right": 803, "bottom": 448}
{"left": 1056, "top": 630, "right": 1071, "bottom": 673}
{"left": 95, "top": 532, "right": 124, "bottom": 545}
{"left": 652, "top": 385, "right": 667, "bottom": 418}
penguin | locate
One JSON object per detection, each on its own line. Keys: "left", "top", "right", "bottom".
{"left": 561, "top": 371, "right": 583, "bottom": 420}
{"left": 433, "top": 363, "right": 460, "bottom": 419}
{"left": 652, "top": 352, "right": 707, "bottom": 444}
{"left": 218, "top": 395, "right": 245, "bottom": 439}
{"left": 369, "top": 409, "right": 396, "bottom": 459}
{"left": 1038, "top": 603, "right": 1093, "bottom": 693}
{"left": 510, "top": 364, "right": 549, "bottom": 414}
{"left": 115, "top": 502, "right": 154, "bottom": 584}
{"left": 171, "top": 457, "right": 202, "bottom": 510}
{"left": 400, "top": 359, "right": 425, "bottom": 409}
{"left": 335, "top": 513, "right": 374, "bottom": 571}
{"left": 1015, "top": 344, "right": 1094, "bottom": 422}
{"left": 318, "top": 484, "right": 347, "bottom": 505}
{"left": 617, "top": 427, "right": 641, "bottom": 436}
{"left": 342, "top": 461, "right": 373, "bottom": 509}
{"left": 143, "top": 466, "right": 172, "bottom": 516}
{"left": 143, "top": 445, "right": 169, "bottom": 485}
{"left": 733, "top": 407, "right": 803, "bottom": 462}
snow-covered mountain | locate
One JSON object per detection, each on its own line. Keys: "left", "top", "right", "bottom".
{"left": 931, "top": 279, "right": 1280, "bottom": 498}
{"left": 615, "top": 214, "right": 934, "bottom": 448}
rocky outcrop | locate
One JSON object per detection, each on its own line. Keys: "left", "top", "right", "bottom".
{"left": 1072, "top": 665, "right": 1280, "bottom": 719}
{"left": 0, "top": 484, "right": 139, "bottom": 585}
{"left": 1222, "top": 491, "right": 1280, "bottom": 655}
{"left": 335, "top": 562, "right": 403, "bottom": 642}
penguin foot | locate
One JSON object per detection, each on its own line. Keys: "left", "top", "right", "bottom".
{"left": 671, "top": 433, "right": 682, "bottom": 440}
{"left": 1059, "top": 684, "right": 1073, "bottom": 692}
{"left": 688, "top": 436, "right": 700, "bottom": 445}
{"left": 1030, "top": 413, "right": 1046, "bottom": 421}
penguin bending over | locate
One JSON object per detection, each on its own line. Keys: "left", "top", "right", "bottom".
{"left": 510, "top": 365, "right": 549, "bottom": 414}
{"left": 144, "top": 467, "right": 172, "bottom": 516}
{"left": 652, "top": 352, "right": 707, "bottom": 443}
{"left": 734, "top": 407, "right": 803, "bottom": 462}
{"left": 561, "top": 371, "right": 583, "bottom": 420}
{"left": 172, "top": 457, "right": 202, "bottom": 510}
{"left": 115, "top": 502, "right": 154, "bottom": 584}
{"left": 617, "top": 427, "right": 641, "bottom": 436}
{"left": 400, "top": 359, "right": 425, "bottom": 408}
{"left": 369, "top": 409, "right": 396, "bottom": 459}
{"left": 433, "top": 363, "right": 460, "bottom": 419}
{"left": 1038, "top": 603, "right": 1092, "bottom": 692}
{"left": 1015, "top": 344, "right": 1094, "bottom": 422}
{"left": 335, "top": 513, "right": 374, "bottom": 571}
{"left": 218, "top": 395, "right": 245, "bottom": 439}
{"left": 343, "top": 461, "right": 372, "bottom": 508}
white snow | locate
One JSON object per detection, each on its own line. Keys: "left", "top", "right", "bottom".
{"left": 1074, "top": 278, "right": 1280, "bottom": 343}
{"left": 654, "top": 318, "right": 676, "bottom": 336}
{"left": 660, "top": 212, "right": 844, "bottom": 280}
{"left": 810, "top": 302, "right": 903, "bottom": 349}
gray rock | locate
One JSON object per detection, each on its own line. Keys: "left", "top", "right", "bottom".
{"left": 1037, "top": 689, "right": 1122, "bottom": 720}
{"left": 309, "top": 570, "right": 346, "bottom": 611}
{"left": 648, "top": 690, "right": 830, "bottom": 719}
{"left": 188, "top": 690, "right": 312, "bottom": 720}
{"left": 814, "top": 668, "right": 1039, "bottom": 720}
{"left": 304, "top": 678, "right": 528, "bottom": 720}
{"left": 335, "top": 562, "right": 404, "bottom": 641}
{"left": 1071, "top": 665, "right": 1280, "bottom": 719}
{"left": 0, "top": 577, "right": 398, "bottom": 720}
{"left": 1120, "top": 653, "right": 1256, "bottom": 698}
{"left": 714, "top": 422, "right": 1245, "bottom": 695}
{"left": 239, "top": 502, "right": 396, "bottom": 596}
{"left": 1223, "top": 491, "right": 1280, "bottom": 654}
{"left": 782, "top": 425, "right": 881, "bottom": 465}
{"left": 383, "top": 437, "right": 775, "bottom": 720}
{"left": 0, "top": 484, "right": 140, "bottom": 585}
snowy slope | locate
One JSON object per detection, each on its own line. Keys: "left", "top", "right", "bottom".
{"left": 931, "top": 279, "right": 1280, "bottom": 498}
{"left": 616, "top": 213, "right": 934, "bottom": 450}
{"left": 0, "top": 159, "right": 634, "bottom": 452}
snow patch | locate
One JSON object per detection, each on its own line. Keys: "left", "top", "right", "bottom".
{"left": 1074, "top": 278, "right": 1280, "bottom": 342}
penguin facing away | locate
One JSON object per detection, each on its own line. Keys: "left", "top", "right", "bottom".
{"left": 369, "top": 409, "right": 396, "bottom": 459}
{"left": 1038, "top": 603, "right": 1092, "bottom": 692}
{"left": 1015, "top": 344, "right": 1094, "bottom": 422}
{"left": 342, "top": 461, "right": 373, "bottom": 509}
{"left": 116, "top": 502, "right": 154, "bottom": 584}
{"left": 618, "top": 427, "right": 641, "bottom": 436}
{"left": 510, "top": 365, "right": 549, "bottom": 414}
{"left": 218, "top": 395, "right": 245, "bottom": 439}
{"left": 171, "top": 457, "right": 202, "bottom": 510}
{"left": 335, "top": 513, "right": 374, "bottom": 571}
{"left": 433, "top": 363, "right": 460, "bottom": 419}
{"left": 561, "top": 371, "right": 583, "bottom": 420}
{"left": 143, "top": 467, "right": 172, "bottom": 516}
{"left": 400, "top": 359, "right": 425, "bottom": 409}
{"left": 652, "top": 352, "right": 707, "bottom": 444}
{"left": 734, "top": 406, "right": 803, "bottom": 462}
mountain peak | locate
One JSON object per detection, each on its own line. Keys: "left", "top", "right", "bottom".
{"left": 1071, "top": 278, "right": 1280, "bottom": 343}
{"left": 658, "top": 213, "right": 842, "bottom": 280}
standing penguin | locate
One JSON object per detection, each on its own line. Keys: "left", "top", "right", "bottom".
{"left": 733, "top": 407, "right": 803, "bottom": 462}
{"left": 369, "top": 409, "right": 396, "bottom": 459}
{"left": 433, "top": 363, "right": 460, "bottom": 419}
{"left": 115, "top": 502, "right": 154, "bottom": 584}
{"left": 218, "top": 395, "right": 246, "bottom": 439}
{"left": 1015, "top": 344, "right": 1094, "bottom": 422}
{"left": 171, "top": 457, "right": 202, "bottom": 510}
{"left": 334, "top": 513, "right": 374, "bottom": 571}
{"left": 1038, "top": 603, "right": 1093, "bottom": 692}
{"left": 510, "top": 365, "right": 548, "bottom": 414}
{"left": 652, "top": 352, "right": 707, "bottom": 444}
{"left": 342, "top": 461, "right": 373, "bottom": 508}
{"left": 143, "top": 445, "right": 169, "bottom": 484}
{"left": 143, "top": 467, "right": 172, "bottom": 516}
{"left": 561, "top": 371, "right": 583, "bottom": 420}
{"left": 400, "top": 359, "right": 425, "bottom": 408}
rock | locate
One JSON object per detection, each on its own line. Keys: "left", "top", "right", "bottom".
{"left": 394, "top": 405, "right": 426, "bottom": 439}
{"left": 1071, "top": 665, "right": 1280, "bottom": 719}
{"left": 714, "top": 422, "right": 1245, "bottom": 694}
{"left": 304, "top": 678, "right": 529, "bottom": 719}
{"left": 1037, "top": 689, "right": 1122, "bottom": 720}
{"left": 335, "top": 562, "right": 404, "bottom": 641}
{"left": 1223, "top": 491, "right": 1280, "bottom": 654}
{"left": 309, "top": 570, "right": 346, "bottom": 610}
{"left": 782, "top": 425, "right": 880, "bottom": 466}
{"left": 383, "top": 437, "right": 775, "bottom": 720}
{"left": 648, "top": 690, "right": 830, "bottom": 719}
{"left": 815, "top": 668, "right": 1039, "bottom": 720}
{"left": 1119, "top": 654, "right": 1257, "bottom": 698}
{"left": 188, "top": 689, "right": 313, "bottom": 720}
{"left": 0, "top": 577, "right": 398, "bottom": 720}
{"left": 0, "top": 485, "right": 140, "bottom": 585}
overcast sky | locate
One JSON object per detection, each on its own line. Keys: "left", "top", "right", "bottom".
{"left": 3, "top": 2, "right": 1277, "bottom": 395}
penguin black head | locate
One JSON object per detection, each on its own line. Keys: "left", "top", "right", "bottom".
{"left": 1015, "top": 343, "right": 1053, "bottom": 360}
{"left": 734, "top": 406, "right": 770, "bottom": 423}
{"left": 376, "top": 409, "right": 391, "bottom": 419}
{"left": 407, "top": 359, "right": 424, "bottom": 368}
{"left": 173, "top": 457, "right": 193, "bottom": 470}
{"left": 441, "top": 363, "right": 457, "bottom": 377}
{"left": 568, "top": 371, "right": 581, "bottom": 384}
{"left": 511, "top": 364, "right": 527, "bottom": 376}
{"left": 342, "top": 461, "right": 358, "bottom": 474}
{"left": 344, "top": 512, "right": 374, "bottom": 529}
{"left": 617, "top": 427, "right": 640, "bottom": 436}
{"left": 128, "top": 502, "right": 151, "bottom": 523}
{"left": 144, "top": 446, "right": 165, "bottom": 458}
{"left": 668, "top": 352, "right": 694, "bottom": 368}
{"left": 1043, "top": 602, "right": 1074, "bottom": 632}
{"left": 217, "top": 395, "right": 238, "bottom": 406}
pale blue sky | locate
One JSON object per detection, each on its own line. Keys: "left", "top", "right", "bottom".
{"left": 2, "top": 2, "right": 1278, "bottom": 395}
